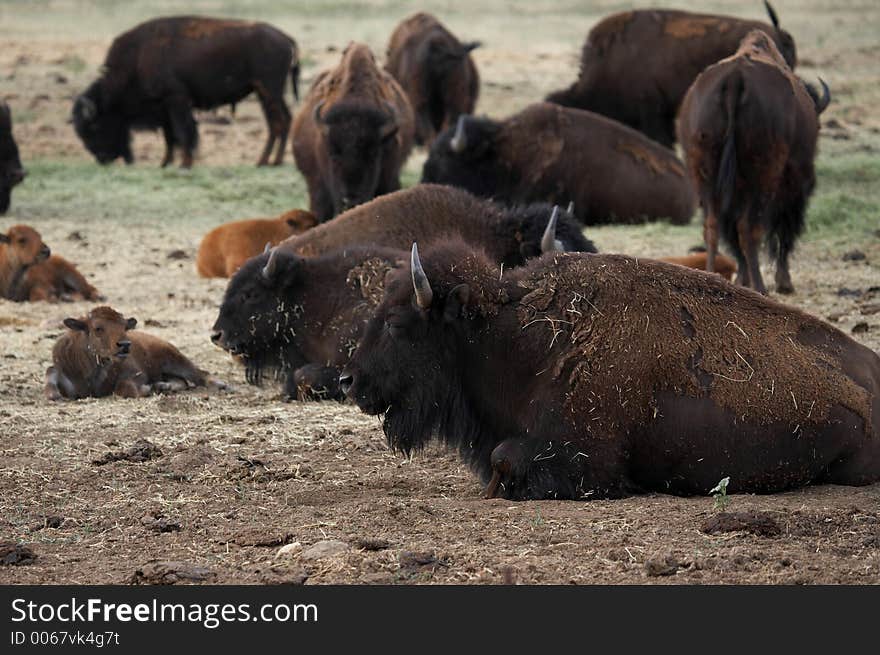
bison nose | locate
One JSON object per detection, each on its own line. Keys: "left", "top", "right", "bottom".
{"left": 39, "top": 245, "right": 51, "bottom": 260}
{"left": 117, "top": 340, "right": 131, "bottom": 353}
{"left": 338, "top": 371, "right": 353, "bottom": 396}
{"left": 211, "top": 330, "right": 223, "bottom": 345}
{"left": 11, "top": 168, "right": 26, "bottom": 185}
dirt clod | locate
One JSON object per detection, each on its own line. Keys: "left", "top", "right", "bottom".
{"left": 644, "top": 552, "right": 681, "bottom": 577}
{"left": 93, "top": 439, "right": 163, "bottom": 465}
{"left": 700, "top": 511, "right": 782, "bottom": 537}
{"left": 398, "top": 550, "right": 447, "bottom": 571}
{"left": 301, "top": 540, "right": 349, "bottom": 561}
{"left": 128, "top": 561, "right": 215, "bottom": 585}
{"left": 352, "top": 538, "right": 391, "bottom": 551}
{"left": 1, "top": 543, "right": 37, "bottom": 566}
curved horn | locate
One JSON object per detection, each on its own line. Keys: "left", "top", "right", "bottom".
{"left": 410, "top": 242, "right": 433, "bottom": 310}
{"left": 263, "top": 242, "right": 272, "bottom": 254}
{"left": 763, "top": 0, "right": 780, "bottom": 28}
{"left": 262, "top": 247, "right": 281, "bottom": 281}
{"left": 312, "top": 100, "right": 326, "bottom": 124}
{"left": 449, "top": 115, "right": 468, "bottom": 153}
{"left": 541, "top": 206, "right": 562, "bottom": 253}
{"left": 814, "top": 78, "right": 831, "bottom": 115}
{"left": 566, "top": 201, "right": 574, "bottom": 215}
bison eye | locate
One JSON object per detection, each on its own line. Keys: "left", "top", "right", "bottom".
{"left": 17, "top": 238, "right": 27, "bottom": 245}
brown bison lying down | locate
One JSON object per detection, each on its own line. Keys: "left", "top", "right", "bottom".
{"left": 211, "top": 245, "right": 403, "bottom": 399}
{"left": 421, "top": 103, "right": 696, "bottom": 225}
{"left": 196, "top": 208, "right": 317, "bottom": 278}
{"left": 341, "top": 241, "right": 880, "bottom": 500}
{"left": 1, "top": 224, "right": 101, "bottom": 302}
{"left": 656, "top": 251, "right": 737, "bottom": 281}
{"left": 46, "top": 306, "right": 220, "bottom": 400}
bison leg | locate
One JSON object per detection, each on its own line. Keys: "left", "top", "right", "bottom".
{"left": 702, "top": 209, "right": 720, "bottom": 274}
{"left": 164, "top": 95, "right": 198, "bottom": 169}
{"left": 114, "top": 378, "right": 152, "bottom": 398}
{"left": 254, "top": 83, "right": 291, "bottom": 166}
{"left": 160, "top": 124, "right": 175, "bottom": 168}
{"left": 736, "top": 214, "right": 766, "bottom": 294}
{"left": 44, "top": 367, "right": 65, "bottom": 401}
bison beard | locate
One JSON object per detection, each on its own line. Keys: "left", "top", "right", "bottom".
{"left": 343, "top": 241, "right": 880, "bottom": 501}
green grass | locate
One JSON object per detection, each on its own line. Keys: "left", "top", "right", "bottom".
{"left": 806, "top": 154, "right": 880, "bottom": 242}
{"left": 11, "top": 160, "right": 309, "bottom": 228}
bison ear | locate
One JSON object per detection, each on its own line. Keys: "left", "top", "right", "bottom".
{"left": 125, "top": 317, "right": 137, "bottom": 330}
{"left": 63, "top": 318, "right": 88, "bottom": 332}
{"left": 444, "top": 284, "right": 471, "bottom": 323}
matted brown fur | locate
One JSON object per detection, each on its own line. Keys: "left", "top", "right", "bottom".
{"left": 511, "top": 254, "right": 871, "bottom": 433}
{"left": 196, "top": 209, "right": 317, "bottom": 278}
{"left": 17, "top": 254, "right": 102, "bottom": 302}
{"left": 495, "top": 103, "right": 695, "bottom": 224}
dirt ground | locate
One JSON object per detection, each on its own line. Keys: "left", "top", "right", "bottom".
{"left": 1, "top": 1, "right": 880, "bottom": 585}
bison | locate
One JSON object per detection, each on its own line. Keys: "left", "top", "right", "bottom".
{"left": 46, "top": 306, "right": 219, "bottom": 400}
{"left": 0, "top": 103, "right": 26, "bottom": 214}
{"left": 211, "top": 245, "right": 405, "bottom": 399}
{"left": 340, "top": 241, "right": 880, "bottom": 500}
{"left": 196, "top": 208, "right": 317, "bottom": 278}
{"left": 677, "top": 30, "right": 830, "bottom": 295}
{"left": 421, "top": 103, "right": 696, "bottom": 225}
{"left": 385, "top": 12, "right": 480, "bottom": 146}
{"left": 545, "top": 2, "right": 796, "bottom": 147}
{"left": 72, "top": 16, "right": 300, "bottom": 168}
{"left": 279, "top": 184, "right": 595, "bottom": 267}
{"left": 291, "top": 42, "right": 415, "bottom": 221}
{"left": 1, "top": 225, "right": 50, "bottom": 300}
{"left": 656, "top": 252, "right": 737, "bottom": 281}
{"left": 16, "top": 254, "right": 103, "bottom": 302}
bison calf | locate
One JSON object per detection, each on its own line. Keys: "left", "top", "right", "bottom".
{"left": 421, "top": 103, "right": 696, "bottom": 225}
{"left": 46, "top": 306, "right": 218, "bottom": 400}
{"left": 0, "top": 103, "right": 26, "bottom": 214}
{"left": 677, "top": 30, "right": 829, "bottom": 294}
{"left": 1, "top": 225, "right": 50, "bottom": 299}
{"left": 385, "top": 12, "right": 479, "bottom": 147}
{"left": 17, "top": 254, "right": 103, "bottom": 302}
{"left": 196, "top": 208, "right": 317, "bottom": 278}
{"left": 341, "top": 241, "right": 880, "bottom": 500}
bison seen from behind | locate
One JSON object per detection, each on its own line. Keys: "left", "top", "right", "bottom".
{"left": 421, "top": 103, "right": 696, "bottom": 225}
{"left": 46, "top": 306, "right": 218, "bottom": 400}
{"left": 292, "top": 42, "right": 415, "bottom": 221}
{"left": 385, "top": 12, "right": 480, "bottom": 146}
{"left": 545, "top": 2, "right": 797, "bottom": 147}
{"left": 677, "top": 30, "right": 829, "bottom": 294}
{"left": 0, "top": 104, "right": 26, "bottom": 214}
{"left": 72, "top": 16, "right": 300, "bottom": 168}
{"left": 341, "top": 242, "right": 880, "bottom": 500}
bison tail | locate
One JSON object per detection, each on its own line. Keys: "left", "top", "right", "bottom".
{"left": 717, "top": 73, "right": 743, "bottom": 219}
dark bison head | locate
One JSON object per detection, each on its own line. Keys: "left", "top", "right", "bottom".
{"left": 420, "top": 114, "right": 508, "bottom": 198}
{"left": 72, "top": 82, "right": 133, "bottom": 165}
{"left": 315, "top": 100, "right": 400, "bottom": 215}
{"left": 503, "top": 203, "right": 596, "bottom": 265}
{"left": 424, "top": 37, "right": 480, "bottom": 76}
{"left": 763, "top": 1, "right": 797, "bottom": 69}
{"left": 64, "top": 306, "right": 136, "bottom": 364}
{"left": 211, "top": 247, "right": 302, "bottom": 384}
{"left": 0, "top": 104, "right": 26, "bottom": 214}
{"left": 341, "top": 241, "right": 489, "bottom": 454}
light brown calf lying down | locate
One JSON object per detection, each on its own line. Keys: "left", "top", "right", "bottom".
{"left": 46, "top": 306, "right": 224, "bottom": 400}
{"left": 196, "top": 209, "right": 317, "bottom": 278}
{"left": 656, "top": 252, "right": 737, "bottom": 281}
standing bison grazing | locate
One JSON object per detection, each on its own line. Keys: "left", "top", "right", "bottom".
{"left": 677, "top": 30, "right": 830, "bottom": 295}
{"left": 341, "top": 242, "right": 880, "bottom": 500}
{"left": 280, "top": 184, "right": 595, "bottom": 267}
{"left": 46, "top": 306, "right": 220, "bottom": 400}
{"left": 545, "top": 2, "right": 796, "bottom": 147}
{"left": 385, "top": 12, "right": 480, "bottom": 147}
{"left": 421, "top": 103, "right": 696, "bottom": 225}
{"left": 72, "top": 16, "right": 300, "bottom": 168}
{"left": 0, "top": 103, "right": 26, "bottom": 214}
{"left": 292, "top": 42, "right": 415, "bottom": 221}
